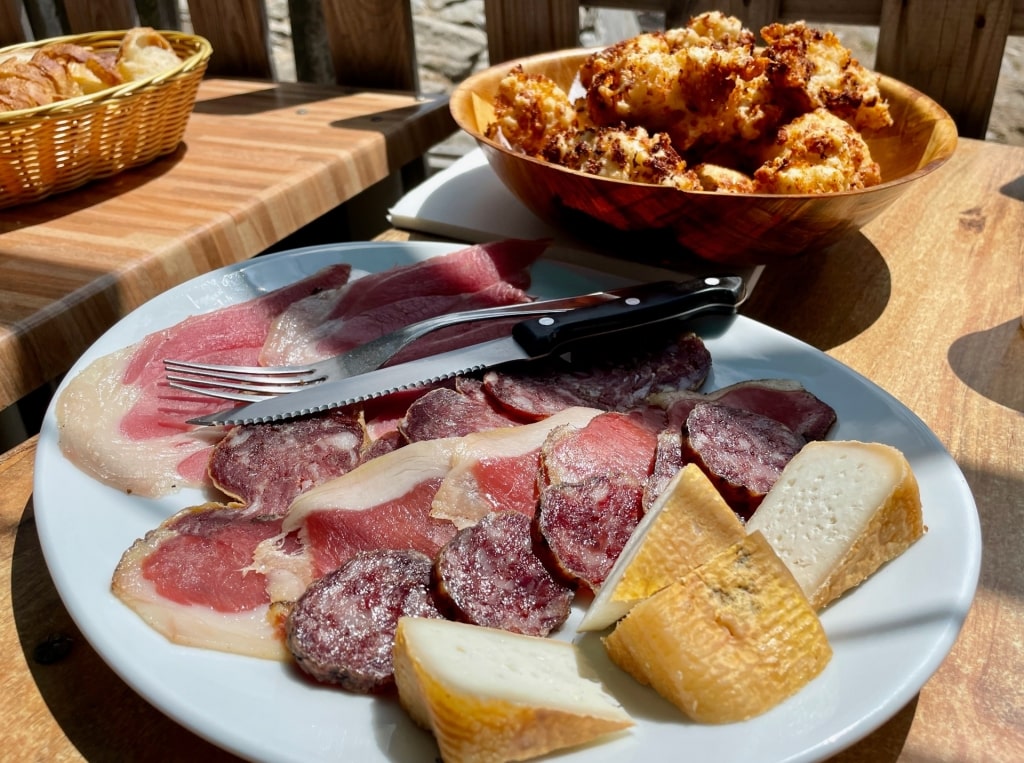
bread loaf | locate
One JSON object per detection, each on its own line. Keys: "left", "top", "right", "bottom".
{"left": 745, "top": 440, "right": 925, "bottom": 609}
{"left": 0, "top": 28, "right": 180, "bottom": 113}
{"left": 393, "top": 617, "right": 632, "bottom": 763}
{"left": 578, "top": 463, "right": 745, "bottom": 632}
{"left": 603, "top": 530, "right": 832, "bottom": 723}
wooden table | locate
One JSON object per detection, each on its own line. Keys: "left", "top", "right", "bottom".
{"left": 2, "top": 136, "right": 1023, "bottom": 760}
{"left": 0, "top": 76, "right": 454, "bottom": 411}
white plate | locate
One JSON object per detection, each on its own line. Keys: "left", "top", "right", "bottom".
{"left": 34, "top": 241, "right": 981, "bottom": 763}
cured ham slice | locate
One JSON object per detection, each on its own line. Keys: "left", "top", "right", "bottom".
{"left": 683, "top": 402, "right": 807, "bottom": 519}
{"left": 260, "top": 239, "right": 547, "bottom": 365}
{"left": 279, "top": 438, "right": 463, "bottom": 582}
{"left": 429, "top": 407, "right": 602, "bottom": 529}
{"left": 112, "top": 503, "right": 290, "bottom": 660}
{"left": 58, "top": 264, "right": 352, "bottom": 497}
{"left": 533, "top": 412, "right": 660, "bottom": 591}
{"left": 285, "top": 549, "right": 444, "bottom": 693}
{"left": 208, "top": 411, "right": 367, "bottom": 517}
{"left": 482, "top": 331, "right": 712, "bottom": 420}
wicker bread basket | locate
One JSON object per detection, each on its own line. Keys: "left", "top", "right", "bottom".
{"left": 0, "top": 30, "right": 212, "bottom": 209}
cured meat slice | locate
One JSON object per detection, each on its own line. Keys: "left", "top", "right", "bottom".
{"left": 534, "top": 476, "right": 645, "bottom": 592}
{"left": 281, "top": 438, "right": 462, "bottom": 580}
{"left": 57, "top": 263, "right": 352, "bottom": 497}
{"left": 261, "top": 240, "right": 547, "bottom": 365}
{"left": 683, "top": 402, "right": 807, "bottom": 519}
{"left": 398, "top": 381, "right": 524, "bottom": 443}
{"left": 483, "top": 331, "right": 712, "bottom": 420}
{"left": 645, "top": 427, "right": 685, "bottom": 510}
{"left": 429, "top": 407, "right": 602, "bottom": 529}
{"left": 208, "top": 411, "right": 367, "bottom": 517}
{"left": 652, "top": 379, "right": 836, "bottom": 441}
{"left": 285, "top": 549, "right": 444, "bottom": 693}
{"left": 540, "top": 411, "right": 659, "bottom": 487}
{"left": 434, "top": 511, "right": 572, "bottom": 637}
{"left": 531, "top": 412, "right": 657, "bottom": 592}
{"left": 112, "top": 503, "right": 290, "bottom": 660}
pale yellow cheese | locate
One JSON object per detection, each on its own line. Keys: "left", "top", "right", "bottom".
{"left": 603, "top": 531, "right": 832, "bottom": 724}
{"left": 393, "top": 617, "right": 632, "bottom": 763}
{"left": 745, "top": 440, "right": 925, "bottom": 609}
{"left": 578, "top": 463, "right": 745, "bottom": 631}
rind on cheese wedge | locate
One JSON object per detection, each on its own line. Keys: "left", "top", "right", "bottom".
{"left": 603, "top": 531, "right": 832, "bottom": 724}
{"left": 578, "top": 463, "right": 745, "bottom": 632}
{"left": 745, "top": 440, "right": 925, "bottom": 609}
{"left": 393, "top": 617, "right": 632, "bottom": 763}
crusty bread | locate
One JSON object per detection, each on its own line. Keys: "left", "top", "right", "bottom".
{"left": 578, "top": 463, "right": 745, "bottom": 631}
{"left": 393, "top": 617, "right": 632, "bottom": 763}
{"left": 603, "top": 531, "right": 832, "bottom": 724}
{"left": 116, "top": 27, "right": 182, "bottom": 82}
{"left": 745, "top": 440, "right": 925, "bottom": 609}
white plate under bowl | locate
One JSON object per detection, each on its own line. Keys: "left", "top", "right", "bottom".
{"left": 34, "top": 241, "right": 980, "bottom": 762}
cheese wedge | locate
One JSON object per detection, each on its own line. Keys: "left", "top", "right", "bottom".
{"left": 393, "top": 617, "right": 632, "bottom": 763}
{"left": 745, "top": 440, "right": 925, "bottom": 609}
{"left": 578, "top": 463, "right": 745, "bottom": 631}
{"left": 603, "top": 531, "right": 831, "bottom": 723}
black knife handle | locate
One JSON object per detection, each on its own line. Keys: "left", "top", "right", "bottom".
{"left": 510, "top": 276, "right": 743, "bottom": 357}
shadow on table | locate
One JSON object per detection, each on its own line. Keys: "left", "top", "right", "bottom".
{"left": 10, "top": 502, "right": 241, "bottom": 762}
{"left": 948, "top": 318, "right": 1024, "bottom": 414}
{"left": 741, "top": 232, "right": 891, "bottom": 351}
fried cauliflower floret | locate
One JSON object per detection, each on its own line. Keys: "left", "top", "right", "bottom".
{"left": 579, "top": 13, "right": 778, "bottom": 152}
{"left": 693, "top": 163, "right": 756, "bottom": 193}
{"left": 555, "top": 125, "right": 702, "bottom": 190}
{"left": 752, "top": 108, "right": 882, "bottom": 193}
{"left": 761, "top": 20, "right": 892, "bottom": 131}
{"left": 485, "top": 66, "right": 578, "bottom": 157}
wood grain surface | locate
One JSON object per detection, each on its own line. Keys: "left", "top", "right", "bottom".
{"left": 2, "top": 136, "right": 1023, "bottom": 761}
{"left": 0, "top": 76, "right": 455, "bottom": 410}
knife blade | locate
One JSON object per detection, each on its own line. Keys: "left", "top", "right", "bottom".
{"left": 188, "top": 275, "right": 745, "bottom": 426}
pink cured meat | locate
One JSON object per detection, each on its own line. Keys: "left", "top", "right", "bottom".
{"left": 434, "top": 511, "right": 572, "bottom": 637}
{"left": 683, "top": 401, "right": 807, "bottom": 519}
{"left": 482, "top": 331, "right": 712, "bottom": 420}
{"left": 285, "top": 549, "right": 444, "bottom": 693}
{"left": 208, "top": 411, "right": 367, "bottom": 517}
{"left": 111, "top": 503, "right": 294, "bottom": 659}
{"left": 657, "top": 378, "right": 837, "bottom": 441}
{"left": 56, "top": 264, "right": 352, "bottom": 496}
{"left": 282, "top": 438, "right": 462, "bottom": 581}
{"left": 120, "top": 264, "right": 353, "bottom": 440}
{"left": 260, "top": 240, "right": 548, "bottom": 365}
{"left": 532, "top": 412, "right": 658, "bottom": 591}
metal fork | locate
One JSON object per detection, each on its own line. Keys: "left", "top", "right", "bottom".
{"left": 163, "top": 287, "right": 627, "bottom": 402}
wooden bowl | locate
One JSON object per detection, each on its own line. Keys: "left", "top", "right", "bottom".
{"left": 450, "top": 48, "right": 958, "bottom": 265}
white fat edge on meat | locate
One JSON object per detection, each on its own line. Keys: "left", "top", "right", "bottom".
{"left": 112, "top": 521, "right": 289, "bottom": 661}
{"left": 431, "top": 406, "right": 604, "bottom": 529}
{"left": 259, "top": 283, "right": 352, "bottom": 367}
{"left": 56, "top": 347, "right": 224, "bottom": 498}
{"left": 281, "top": 437, "right": 463, "bottom": 533}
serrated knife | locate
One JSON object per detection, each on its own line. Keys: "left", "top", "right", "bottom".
{"left": 188, "top": 275, "right": 745, "bottom": 426}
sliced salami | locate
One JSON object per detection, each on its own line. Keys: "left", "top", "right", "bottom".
{"left": 483, "top": 330, "right": 712, "bottom": 420}
{"left": 434, "top": 511, "right": 572, "bottom": 637}
{"left": 398, "top": 383, "right": 523, "bottom": 443}
{"left": 534, "top": 475, "right": 645, "bottom": 592}
{"left": 683, "top": 402, "right": 807, "bottom": 519}
{"left": 209, "top": 411, "right": 366, "bottom": 516}
{"left": 285, "top": 549, "right": 444, "bottom": 693}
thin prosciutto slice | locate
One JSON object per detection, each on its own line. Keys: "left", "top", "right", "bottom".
{"left": 429, "top": 407, "right": 602, "bottom": 529}
{"left": 57, "top": 264, "right": 352, "bottom": 496}
{"left": 260, "top": 239, "right": 548, "bottom": 365}
{"left": 112, "top": 503, "right": 291, "bottom": 660}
